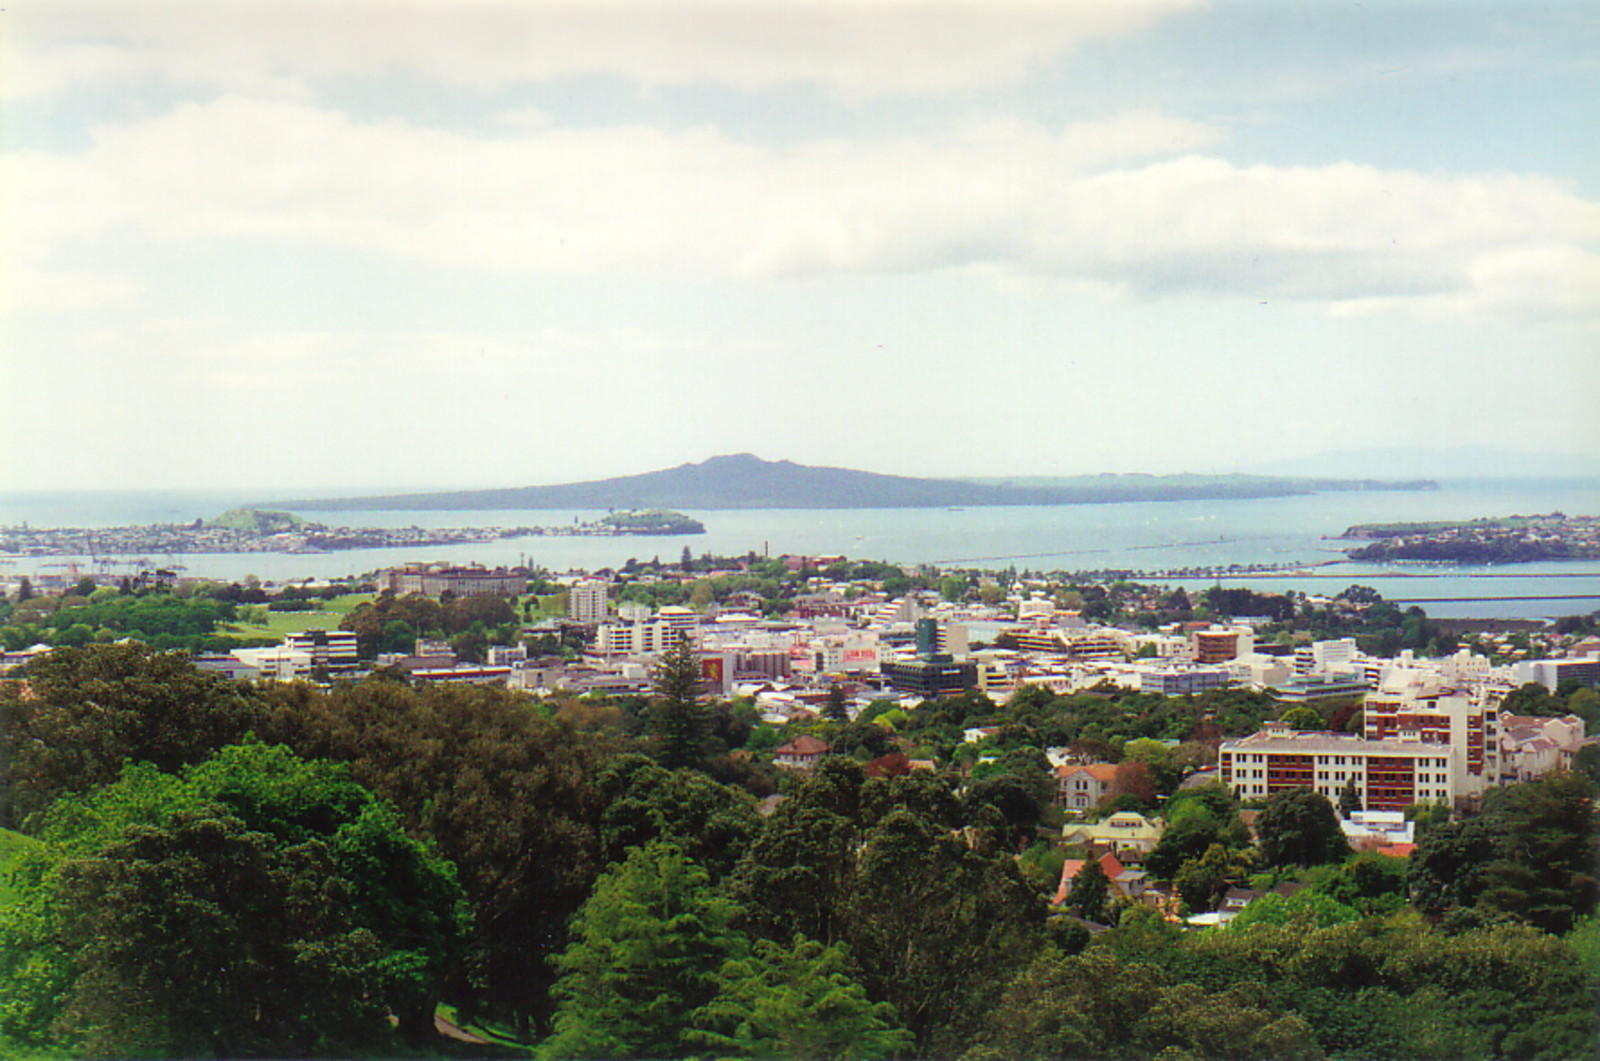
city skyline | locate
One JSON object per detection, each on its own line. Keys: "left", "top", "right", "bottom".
{"left": 5, "top": 1, "right": 1597, "bottom": 491}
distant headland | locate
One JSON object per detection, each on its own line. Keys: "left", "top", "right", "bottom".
{"left": 267, "top": 453, "right": 1438, "bottom": 512}
{"left": 0, "top": 508, "right": 705, "bottom": 557}
{"left": 1339, "top": 514, "right": 1600, "bottom": 564}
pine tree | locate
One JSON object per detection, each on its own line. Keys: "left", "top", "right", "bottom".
{"left": 689, "top": 938, "right": 912, "bottom": 1061}
{"left": 650, "top": 635, "right": 711, "bottom": 770}
{"left": 823, "top": 682, "right": 850, "bottom": 723}
{"left": 544, "top": 843, "right": 744, "bottom": 1059}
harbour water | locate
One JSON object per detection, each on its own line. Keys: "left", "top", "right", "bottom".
{"left": 2, "top": 478, "right": 1598, "bottom": 620}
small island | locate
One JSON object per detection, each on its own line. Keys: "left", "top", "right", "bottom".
{"left": 1340, "top": 513, "right": 1600, "bottom": 563}
{"left": 599, "top": 510, "right": 706, "bottom": 535}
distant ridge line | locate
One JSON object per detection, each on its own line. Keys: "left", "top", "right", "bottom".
{"left": 265, "top": 453, "right": 1439, "bottom": 512}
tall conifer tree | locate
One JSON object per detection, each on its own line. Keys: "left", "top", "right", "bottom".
{"left": 650, "top": 634, "right": 711, "bottom": 770}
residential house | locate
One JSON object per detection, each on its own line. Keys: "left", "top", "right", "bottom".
{"left": 1061, "top": 811, "right": 1164, "bottom": 857}
{"left": 1054, "top": 851, "right": 1148, "bottom": 905}
{"left": 1056, "top": 762, "right": 1118, "bottom": 811}
{"left": 773, "top": 735, "right": 831, "bottom": 772}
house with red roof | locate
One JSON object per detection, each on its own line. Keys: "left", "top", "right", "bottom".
{"left": 1054, "top": 850, "right": 1149, "bottom": 905}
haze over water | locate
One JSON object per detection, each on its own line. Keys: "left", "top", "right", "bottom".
{"left": 3, "top": 479, "right": 1597, "bottom": 621}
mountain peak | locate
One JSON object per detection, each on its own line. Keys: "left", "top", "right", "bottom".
{"left": 699, "top": 452, "right": 768, "bottom": 467}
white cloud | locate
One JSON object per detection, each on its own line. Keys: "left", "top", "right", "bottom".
{"left": 9, "top": 97, "right": 1597, "bottom": 322}
{"left": 7, "top": 0, "right": 1204, "bottom": 100}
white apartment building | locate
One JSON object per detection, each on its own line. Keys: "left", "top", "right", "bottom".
{"left": 1016, "top": 596, "right": 1056, "bottom": 621}
{"left": 568, "top": 580, "right": 610, "bottom": 624}
{"left": 594, "top": 605, "right": 699, "bottom": 657}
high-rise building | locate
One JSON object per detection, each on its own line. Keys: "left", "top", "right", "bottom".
{"left": 568, "top": 580, "right": 609, "bottom": 624}
{"left": 1362, "top": 675, "right": 1500, "bottom": 791}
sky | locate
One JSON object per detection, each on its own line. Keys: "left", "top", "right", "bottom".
{"left": 3, "top": 0, "right": 1597, "bottom": 492}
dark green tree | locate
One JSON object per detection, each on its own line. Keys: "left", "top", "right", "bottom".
{"left": 650, "top": 635, "right": 715, "bottom": 770}
{"left": 1066, "top": 856, "right": 1110, "bottom": 923}
{"left": 1408, "top": 773, "right": 1598, "bottom": 933}
{"left": 1146, "top": 792, "right": 1246, "bottom": 880}
{"left": 0, "top": 643, "right": 270, "bottom": 829}
{"left": 1476, "top": 772, "right": 1598, "bottom": 933}
{"left": 1255, "top": 788, "right": 1351, "bottom": 868}
{"left": 1338, "top": 776, "right": 1362, "bottom": 818}
{"left": 595, "top": 754, "right": 761, "bottom": 879}
{"left": 972, "top": 948, "right": 1168, "bottom": 1060}
{"left": 1408, "top": 814, "right": 1500, "bottom": 918}
{"left": 964, "top": 747, "right": 1054, "bottom": 844}
{"left": 823, "top": 682, "right": 850, "bottom": 723}
{"left": 731, "top": 761, "right": 866, "bottom": 946}
{"left": 843, "top": 810, "right": 1045, "bottom": 1054}
{"left": 974, "top": 947, "right": 1319, "bottom": 1061}
{"left": 1174, "top": 843, "right": 1253, "bottom": 914}
{"left": 260, "top": 680, "right": 606, "bottom": 1035}
{"left": 1576, "top": 743, "right": 1600, "bottom": 787}
{"left": 47, "top": 813, "right": 392, "bottom": 1058}
{"left": 1315, "top": 851, "right": 1409, "bottom": 915}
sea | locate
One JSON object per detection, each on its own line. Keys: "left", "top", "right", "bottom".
{"left": 3, "top": 478, "right": 1598, "bottom": 621}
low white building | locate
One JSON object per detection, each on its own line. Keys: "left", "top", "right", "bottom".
{"left": 231, "top": 646, "right": 314, "bottom": 681}
{"left": 1340, "top": 810, "right": 1414, "bottom": 849}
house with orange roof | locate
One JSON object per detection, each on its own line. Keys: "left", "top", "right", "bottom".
{"left": 1055, "top": 762, "right": 1118, "bottom": 810}
{"left": 1054, "top": 850, "right": 1148, "bottom": 905}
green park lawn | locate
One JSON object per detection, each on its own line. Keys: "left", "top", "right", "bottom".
{"left": 218, "top": 592, "right": 375, "bottom": 642}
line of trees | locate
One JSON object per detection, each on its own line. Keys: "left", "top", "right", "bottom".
{"left": 2, "top": 643, "right": 1596, "bottom": 1059}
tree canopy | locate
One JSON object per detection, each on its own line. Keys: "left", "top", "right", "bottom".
{"left": 0, "top": 743, "right": 464, "bottom": 1056}
{"left": 1256, "top": 788, "right": 1352, "bottom": 868}
{"left": 1, "top": 643, "right": 270, "bottom": 829}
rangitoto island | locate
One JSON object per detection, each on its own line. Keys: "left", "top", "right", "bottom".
{"left": 1339, "top": 513, "right": 1600, "bottom": 563}
{"left": 267, "top": 453, "right": 1438, "bottom": 512}
{"left": 0, "top": 508, "right": 705, "bottom": 557}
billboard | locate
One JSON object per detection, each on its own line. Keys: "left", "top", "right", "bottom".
{"left": 701, "top": 656, "right": 725, "bottom": 690}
